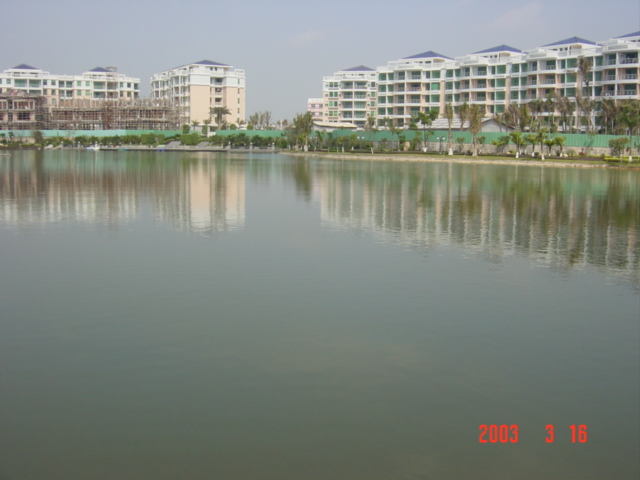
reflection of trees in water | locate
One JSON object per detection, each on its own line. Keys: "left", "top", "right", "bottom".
{"left": 315, "top": 161, "right": 639, "bottom": 287}
{"left": 1, "top": 153, "right": 638, "bottom": 285}
{"left": 0, "top": 152, "right": 245, "bottom": 235}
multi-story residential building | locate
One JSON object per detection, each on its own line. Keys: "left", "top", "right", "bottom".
{"left": 374, "top": 31, "right": 639, "bottom": 129}
{"left": 0, "top": 64, "right": 170, "bottom": 130}
{"left": 322, "top": 66, "right": 377, "bottom": 129}
{"left": 377, "top": 51, "right": 452, "bottom": 127}
{"left": 150, "top": 60, "right": 245, "bottom": 127}
{"left": 307, "top": 98, "right": 323, "bottom": 120}
{"left": 0, "top": 64, "right": 140, "bottom": 107}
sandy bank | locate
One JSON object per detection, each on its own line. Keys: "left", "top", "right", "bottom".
{"left": 283, "top": 151, "right": 640, "bottom": 170}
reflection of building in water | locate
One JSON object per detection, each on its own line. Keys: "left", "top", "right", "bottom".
{"left": 0, "top": 153, "right": 139, "bottom": 226}
{"left": 0, "top": 153, "right": 245, "bottom": 235}
{"left": 317, "top": 162, "right": 639, "bottom": 286}
{"left": 168, "top": 159, "right": 245, "bottom": 234}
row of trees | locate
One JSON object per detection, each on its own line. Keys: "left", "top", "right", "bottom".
{"left": 186, "top": 107, "right": 235, "bottom": 135}
{"left": 494, "top": 96, "right": 640, "bottom": 137}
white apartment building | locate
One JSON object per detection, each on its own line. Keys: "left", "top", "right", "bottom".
{"left": 150, "top": 60, "right": 245, "bottom": 127}
{"left": 0, "top": 64, "right": 140, "bottom": 106}
{"left": 374, "top": 31, "right": 639, "bottom": 128}
{"left": 322, "top": 66, "right": 377, "bottom": 129}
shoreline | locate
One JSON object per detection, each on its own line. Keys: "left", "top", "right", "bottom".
{"left": 283, "top": 151, "right": 640, "bottom": 170}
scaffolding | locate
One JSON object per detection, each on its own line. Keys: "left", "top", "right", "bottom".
{"left": 0, "top": 90, "right": 45, "bottom": 131}
{"left": 43, "top": 98, "right": 180, "bottom": 131}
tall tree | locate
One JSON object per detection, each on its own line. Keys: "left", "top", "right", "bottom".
{"left": 618, "top": 100, "right": 640, "bottom": 158}
{"left": 210, "top": 106, "right": 231, "bottom": 129}
{"left": 364, "top": 114, "right": 377, "bottom": 153}
{"left": 416, "top": 109, "right": 438, "bottom": 152}
{"left": 576, "top": 55, "right": 593, "bottom": 133}
{"left": 292, "top": 111, "right": 314, "bottom": 151}
{"left": 444, "top": 103, "right": 454, "bottom": 155}
{"left": 468, "top": 104, "right": 484, "bottom": 157}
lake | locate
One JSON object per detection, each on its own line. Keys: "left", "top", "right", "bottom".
{"left": 0, "top": 150, "right": 638, "bottom": 480}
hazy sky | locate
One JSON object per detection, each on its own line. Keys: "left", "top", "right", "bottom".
{"left": 1, "top": 0, "right": 638, "bottom": 120}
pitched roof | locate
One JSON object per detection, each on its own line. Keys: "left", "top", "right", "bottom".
{"left": 194, "top": 59, "right": 229, "bottom": 67}
{"left": 473, "top": 44, "right": 521, "bottom": 54}
{"left": 616, "top": 31, "right": 640, "bottom": 38}
{"left": 11, "top": 64, "right": 38, "bottom": 70}
{"left": 342, "top": 65, "right": 374, "bottom": 72}
{"left": 89, "top": 67, "right": 110, "bottom": 73}
{"left": 543, "top": 36, "right": 596, "bottom": 47}
{"left": 403, "top": 50, "right": 452, "bottom": 60}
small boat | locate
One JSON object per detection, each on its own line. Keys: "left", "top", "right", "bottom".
{"left": 87, "top": 144, "right": 100, "bottom": 151}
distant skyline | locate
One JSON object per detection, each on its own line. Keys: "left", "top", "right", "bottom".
{"left": 1, "top": 0, "right": 638, "bottom": 121}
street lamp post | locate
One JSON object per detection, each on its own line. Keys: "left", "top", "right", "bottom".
{"left": 438, "top": 136, "right": 444, "bottom": 154}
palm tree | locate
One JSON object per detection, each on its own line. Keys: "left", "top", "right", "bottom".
{"left": 618, "top": 100, "right": 640, "bottom": 158}
{"left": 314, "top": 130, "right": 324, "bottom": 151}
{"left": 509, "top": 131, "right": 525, "bottom": 157}
{"left": 544, "top": 92, "right": 557, "bottom": 130}
{"left": 468, "top": 104, "right": 484, "bottom": 157}
{"left": 492, "top": 112, "right": 505, "bottom": 133}
{"left": 528, "top": 98, "right": 544, "bottom": 132}
{"left": 555, "top": 93, "right": 575, "bottom": 133}
{"left": 576, "top": 55, "right": 593, "bottom": 133}
{"left": 210, "top": 106, "right": 231, "bottom": 129}
{"left": 203, "top": 119, "right": 211, "bottom": 136}
{"left": 385, "top": 118, "right": 401, "bottom": 151}
{"left": 457, "top": 102, "right": 470, "bottom": 133}
{"left": 535, "top": 128, "right": 549, "bottom": 159}
{"left": 364, "top": 114, "right": 377, "bottom": 153}
{"left": 444, "top": 103, "right": 454, "bottom": 155}
{"left": 598, "top": 98, "right": 619, "bottom": 134}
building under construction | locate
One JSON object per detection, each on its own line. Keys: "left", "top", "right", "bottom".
{"left": 0, "top": 90, "right": 179, "bottom": 131}
{"left": 0, "top": 90, "right": 45, "bottom": 131}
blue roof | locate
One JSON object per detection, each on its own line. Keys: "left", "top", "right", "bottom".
{"left": 194, "top": 59, "right": 229, "bottom": 67}
{"left": 89, "top": 67, "right": 110, "bottom": 72}
{"left": 342, "top": 65, "right": 374, "bottom": 72}
{"left": 616, "top": 31, "right": 640, "bottom": 38}
{"left": 403, "top": 50, "right": 452, "bottom": 60}
{"left": 473, "top": 44, "right": 521, "bottom": 54}
{"left": 11, "top": 64, "right": 38, "bottom": 70}
{"left": 543, "top": 36, "right": 596, "bottom": 47}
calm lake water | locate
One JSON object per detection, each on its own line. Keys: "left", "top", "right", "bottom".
{"left": 0, "top": 150, "right": 638, "bottom": 480}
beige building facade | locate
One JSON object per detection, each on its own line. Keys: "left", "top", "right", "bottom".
{"left": 150, "top": 60, "right": 245, "bottom": 127}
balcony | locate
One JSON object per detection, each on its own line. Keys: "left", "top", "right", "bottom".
{"left": 544, "top": 79, "right": 555, "bottom": 84}
{"left": 604, "top": 75, "right": 616, "bottom": 81}
{"left": 621, "top": 58, "right": 638, "bottom": 64}
{"left": 622, "top": 74, "right": 638, "bottom": 79}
